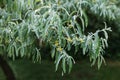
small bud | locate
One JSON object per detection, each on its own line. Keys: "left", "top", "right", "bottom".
{"left": 57, "top": 47, "right": 63, "bottom": 52}
{"left": 66, "top": 37, "right": 72, "bottom": 43}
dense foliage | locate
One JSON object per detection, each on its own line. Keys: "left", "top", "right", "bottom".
{"left": 0, "top": 0, "right": 119, "bottom": 74}
{"left": 85, "top": 0, "right": 120, "bottom": 57}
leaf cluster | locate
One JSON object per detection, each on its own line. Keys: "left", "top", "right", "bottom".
{"left": 0, "top": 0, "right": 114, "bottom": 74}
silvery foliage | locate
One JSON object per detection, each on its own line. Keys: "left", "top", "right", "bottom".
{"left": 0, "top": 0, "right": 118, "bottom": 74}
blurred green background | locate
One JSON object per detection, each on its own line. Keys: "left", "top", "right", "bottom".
{"left": 1, "top": 59, "right": 120, "bottom": 80}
